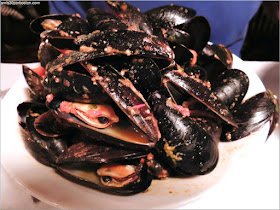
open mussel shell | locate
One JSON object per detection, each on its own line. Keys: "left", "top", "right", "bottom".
{"left": 57, "top": 141, "right": 148, "bottom": 165}
{"left": 45, "top": 51, "right": 161, "bottom": 143}
{"left": 17, "top": 102, "right": 43, "bottom": 132}
{"left": 57, "top": 131, "right": 149, "bottom": 165}
{"left": 55, "top": 15, "right": 89, "bottom": 38}
{"left": 30, "top": 14, "right": 73, "bottom": 34}
{"left": 202, "top": 42, "right": 233, "bottom": 70}
{"left": 34, "top": 110, "right": 71, "bottom": 137}
{"left": 47, "top": 97, "right": 157, "bottom": 149}
{"left": 149, "top": 91, "right": 219, "bottom": 175}
{"left": 43, "top": 51, "right": 114, "bottom": 103}
{"left": 18, "top": 101, "right": 152, "bottom": 195}
{"left": 145, "top": 4, "right": 196, "bottom": 28}
{"left": 162, "top": 28, "right": 195, "bottom": 66}
{"left": 44, "top": 68, "right": 112, "bottom": 104}
{"left": 105, "top": 1, "right": 153, "bottom": 35}
{"left": 197, "top": 42, "right": 233, "bottom": 82}
{"left": 38, "top": 41, "right": 62, "bottom": 68}
{"left": 180, "top": 16, "right": 211, "bottom": 53}
{"left": 30, "top": 14, "right": 89, "bottom": 38}
{"left": 20, "top": 105, "right": 152, "bottom": 195}
{"left": 55, "top": 159, "right": 152, "bottom": 195}
{"left": 164, "top": 28, "right": 191, "bottom": 47}
{"left": 84, "top": 64, "right": 161, "bottom": 144}
{"left": 45, "top": 49, "right": 107, "bottom": 70}
{"left": 222, "top": 91, "right": 279, "bottom": 141}
{"left": 86, "top": 8, "right": 128, "bottom": 31}
{"left": 266, "top": 90, "right": 279, "bottom": 138}
{"left": 163, "top": 70, "right": 238, "bottom": 127}
{"left": 22, "top": 103, "right": 70, "bottom": 166}
{"left": 174, "top": 44, "right": 194, "bottom": 66}
{"left": 40, "top": 34, "right": 80, "bottom": 52}
{"left": 23, "top": 65, "right": 47, "bottom": 101}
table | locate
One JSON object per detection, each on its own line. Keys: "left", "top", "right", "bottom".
{"left": 1, "top": 61, "right": 279, "bottom": 209}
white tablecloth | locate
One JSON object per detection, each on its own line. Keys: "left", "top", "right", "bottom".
{"left": 1, "top": 61, "right": 279, "bottom": 209}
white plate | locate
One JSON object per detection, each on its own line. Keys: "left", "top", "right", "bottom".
{"left": 1, "top": 55, "right": 270, "bottom": 209}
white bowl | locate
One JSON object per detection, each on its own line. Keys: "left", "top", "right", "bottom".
{"left": 1, "top": 55, "right": 270, "bottom": 209}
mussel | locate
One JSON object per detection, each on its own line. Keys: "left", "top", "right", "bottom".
{"left": 17, "top": 1, "right": 278, "bottom": 195}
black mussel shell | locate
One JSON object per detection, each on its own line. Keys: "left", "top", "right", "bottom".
{"left": 17, "top": 102, "right": 43, "bottom": 131}
{"left": 180, "top": 16, "right": 211, "bottom": 53}
{"left": 222, "top": 91, "right": 279, "bottom": 141}
{"left": 44, "top": 68, "right": 112, "bottom": 104}
{"left": 184, "top": 64, "right": 208, "bottom": 82}
{"left": 46, "top": 55, "right": 161, "bottom": 145}
{"left": 192, "top": 117, "right": 222, "bottom": 143}
{"left": 55, "top": 160, "right": 152, "bottom": 195}
{"left": 106, "top": 1, "right": 153, "bottom": 35}
{"left": 145, "top": 4, "right": 196, "bottom": 28}
{"left": 84, "top": 64, "right": 161, "bottom": 144}
{"left": 149, "top": 91, "right": 219, "bottom": 175}
{"left": 163, "top": 70, "right": 237, "bottom": 127}
{"left": 266, "top": 90, "right": 279, "bottom": 137}
{"left": 22, "top": 103, "right": 70, "bottom": 166}
{"left": 197, "top": 43, "right": 233, "bottom": 82}
{"left": 57, "top": 134, "right": 149, "bottom": 165}
{"left": 30, "top": 14, "right": 89, "bottom": 38}
{"left": 75, "top": 30, "right": 174, "bottom": 60}
{"left": 56, "top": 15, "right": 89, "bottom": 38}
{"left": 20, "top": 102, "right": 152, "bottom": 195}
{"left": 165, "top": 28, "right": 191, "bottom": 46}
{"left": 44, "top": 52, "right": 114, "bottom": 103}
{"left": 202, "top": 43, "right": 233, "bottom": 69}
{"left": 23, "top": 65, "right": 47, "bottom": 101}
{"left": 112, "top": 57, "right": 162, "bottom": 99}
{"left": 86, "top": 8, "right": 128, "bottom": 31}
{"left": 38, "top": 41, "right": 62, "bottom": 68}
{"left": 34, "top": 110, "right": 70, "bottom": 137}
{"left": 30, "top": 14, "right": 74, "bottom": 34}
{"left": 170, "top": 43, "right": 194, "bottom": 66}
{"left": 212, "top": 69, "right": 249, "bottom": 110}
{"left": 47, "top": 97, "right": 157, "bottom": 149}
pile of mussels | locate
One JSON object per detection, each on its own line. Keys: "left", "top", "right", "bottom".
{"left": 18, "top": 1, "right": 279, "bottom": 195}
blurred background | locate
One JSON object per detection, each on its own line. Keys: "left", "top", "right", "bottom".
{"left": 1, "top": 1, "right": 279, "bottom": 63}
{"left": 1, "top": 1, "right": 49, "bottom": 62}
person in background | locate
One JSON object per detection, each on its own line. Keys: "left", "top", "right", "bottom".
{"left": 48, "top": 1, "right": 262, "bottom": 58}
{"left": 241, "top": 1, "right": 279, "bottom": 61}
{"left": 1, "top": 2, "right": 49, "bottom": 63}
